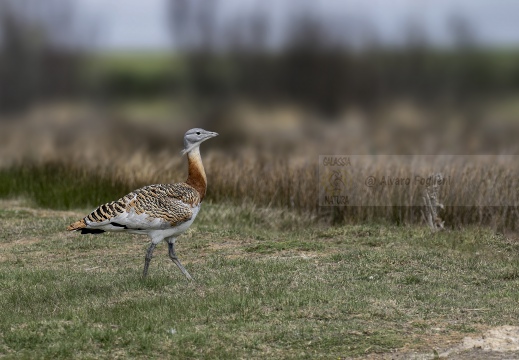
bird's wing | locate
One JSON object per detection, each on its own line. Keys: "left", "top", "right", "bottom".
{"left": 69, "top": 183, "right": 200, "bottom": 231}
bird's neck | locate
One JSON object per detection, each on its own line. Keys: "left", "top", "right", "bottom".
{"left": 185, "top": 147, "right": 207, "bottom": 201}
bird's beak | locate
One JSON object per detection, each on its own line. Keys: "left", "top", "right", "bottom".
{"left": 208, "top": 132, "right": 219, "bottom": 138}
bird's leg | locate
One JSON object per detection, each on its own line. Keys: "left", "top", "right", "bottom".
{"left": 143, "top": 242, "right": 157, "bottom": 277}
{"left": 168, "top": 241, "right": 193, "bottom": 280}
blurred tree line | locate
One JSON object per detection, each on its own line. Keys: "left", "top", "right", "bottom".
{"left": 167, "top": 0, "right": 519, "bottom": 115}
{"left": 0, "top": 0, "right": 88, "bottom": 113}
{"left": 1, "top": 0, "right": 519, "bottom": 116}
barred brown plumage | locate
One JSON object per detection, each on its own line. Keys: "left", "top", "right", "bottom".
{"left": 67, "top": 128, "right": 218, "bottom": 279}
{"left": 83, "top": 183, "right": 199, "bottom": 226}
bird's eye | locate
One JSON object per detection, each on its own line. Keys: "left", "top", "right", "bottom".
{"left": 196, "top": 132, "right": 200, "bottom": 135}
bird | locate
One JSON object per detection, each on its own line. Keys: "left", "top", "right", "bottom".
{"left": 67, "top": 128, "right": 218, "bottom": 279}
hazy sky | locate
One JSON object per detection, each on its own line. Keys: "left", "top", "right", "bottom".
{"left": 76, "top": 0, "right": 519, "bottom": 50}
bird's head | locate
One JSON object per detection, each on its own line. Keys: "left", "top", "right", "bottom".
{"left": 182, "top": 128, "right": 218, "bottom": 155}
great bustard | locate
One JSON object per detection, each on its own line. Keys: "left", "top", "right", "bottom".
{"left": 67, "top": 128, "right": 218, "bottom": 279}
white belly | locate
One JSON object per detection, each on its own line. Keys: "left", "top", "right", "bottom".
{"left": 148, "top": 204, "right": 201, "bottom": 244}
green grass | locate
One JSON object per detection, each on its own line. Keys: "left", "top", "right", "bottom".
{"left": 86, "top": 52, "right": 177, "bottom": 75}
{"left": 1, "top": 200, "right": 519, "bottom": 358}
{"left": 0, "top": 163, "right": 136, "bottom": 210}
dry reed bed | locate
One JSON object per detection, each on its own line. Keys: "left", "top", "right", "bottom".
{"left": 1, "top": 106, "right": 518, "bottom": 229}
{"left": 5, "top": 150, "right": 515, "bottom": 229}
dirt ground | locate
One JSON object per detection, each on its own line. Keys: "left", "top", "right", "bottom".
{"left": 363, "top": 326, "right": 519, "bottom": 359}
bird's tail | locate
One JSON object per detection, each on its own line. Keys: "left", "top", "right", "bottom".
{"left": 67, "top": 219, "right": 87, "bottom": 231}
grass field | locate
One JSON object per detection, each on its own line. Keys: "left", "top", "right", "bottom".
{"left": 2, "top": 199, "right": 519, "bottom": 359}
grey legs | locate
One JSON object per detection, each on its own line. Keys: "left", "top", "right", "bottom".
{"left": 142, "top": 240, "right": 192, "bottom": 280}
{"left": 143, "top": 242, "right": 157, "bottom": 277}
{"left": 168, "top": 241, "right": 193, "bottom": 280}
